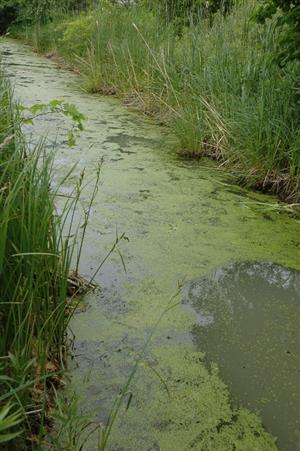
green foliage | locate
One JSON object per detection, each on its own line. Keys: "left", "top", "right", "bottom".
{"left": 0, "top": 0, "right": 89, "bottom": 31}
{"left": 16, "top": 99, "right": 85, "bottom": 146}
{"left": 0, "top": 71, "right": 85, "bottom": 448}
{"left": 255, "top": 0, "right": 300, "bottom": 64}
{"left": 47, "top": 392, "right": 96, "bottom": 450}
{"left": 60, "top": 14, "right": 96, "bottom": 57}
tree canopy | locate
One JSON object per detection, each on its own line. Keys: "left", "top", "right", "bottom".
{"left": 256, "top": 0, "right": 300, "bottom": 63}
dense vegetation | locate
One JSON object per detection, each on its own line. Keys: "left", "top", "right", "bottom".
{"left": 5, "top": 0, "right": 299, "bottom": 201}
{"left": 1, "top": 0, "right": 300, "bottom": 199}
{"left": 0, "top": 71, "right": 79, "bottom": 448}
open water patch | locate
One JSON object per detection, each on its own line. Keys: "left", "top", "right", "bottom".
{"left": 183, "top": 261, "right": 300, "bottom": 451}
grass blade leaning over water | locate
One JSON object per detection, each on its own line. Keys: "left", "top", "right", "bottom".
{"left": 0, "top": 71, "right": 85, "bottom": 448}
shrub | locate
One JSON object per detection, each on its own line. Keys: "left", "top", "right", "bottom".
{"left": 60, "top": 14, "right": 96, "bottom": 57}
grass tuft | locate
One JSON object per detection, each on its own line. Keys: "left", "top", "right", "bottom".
{"left": 0, "top": 71, "right": 80, "bottom": 449}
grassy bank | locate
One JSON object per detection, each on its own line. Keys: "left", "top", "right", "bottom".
{"left": 0, "top": 72, "right": 78, "bottom": 449}
{"left": 13, "top": 0, "right": 300, "bottom": 202}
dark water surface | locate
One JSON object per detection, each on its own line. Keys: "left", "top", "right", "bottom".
{"left": 183, "top": 262, "right": 300, "bottom": 451}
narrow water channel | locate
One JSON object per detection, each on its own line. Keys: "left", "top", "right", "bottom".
{"left": 3, "top": 39, "right": 300, "bottom": 451}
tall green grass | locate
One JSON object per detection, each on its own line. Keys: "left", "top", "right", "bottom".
{"left": 15, "top": 0, "right": 300, "bottom": 200}
{"left": 0, "top": 73, "right": 79, "bottom": 449}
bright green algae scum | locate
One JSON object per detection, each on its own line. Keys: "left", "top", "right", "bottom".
{"left": 3, "top": 39, "right": 300, "bottom": 451}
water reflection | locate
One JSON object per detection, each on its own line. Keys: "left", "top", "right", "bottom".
{"left": 183, "top": 262, "right": 300, "bottom": 451}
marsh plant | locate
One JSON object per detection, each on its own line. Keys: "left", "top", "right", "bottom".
{"left": 12, "top": 0, "right": 300, "bottom": 202}
{"left": 0, "top": 73, "right": 89, "bottom": 448}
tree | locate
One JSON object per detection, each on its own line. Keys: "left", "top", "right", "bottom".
{"left": 0, "top": 0, "right": 89, "bottom": 32}
{"left": 256, "top": 0, "right": 300, "bottom": 64}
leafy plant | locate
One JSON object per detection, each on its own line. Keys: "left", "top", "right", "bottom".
{"left": 255, "top": 0, "right": 300, "bottom": 64}
{"left": 60, "top": 14, "right": 96, "bottom": 58}
{"left": 16, "top": 99, "right": 85, "bottom": 147}
{"left": 46, "top": 391, "right": 98, "bottom": 451}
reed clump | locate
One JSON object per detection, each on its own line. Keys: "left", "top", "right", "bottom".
{"left": 0, "top": 73, "right": 78, "bottom": 449}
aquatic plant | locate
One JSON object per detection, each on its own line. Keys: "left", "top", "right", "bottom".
{"left": 0, "top": 72, "right": 85, "bottom": 448}
{"left": 14, "top": 0, "right": 300, "bottom": 201}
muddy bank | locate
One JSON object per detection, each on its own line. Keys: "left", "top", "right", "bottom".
{"left": 3, "top": 38, "right": 300, "bottom": 450}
